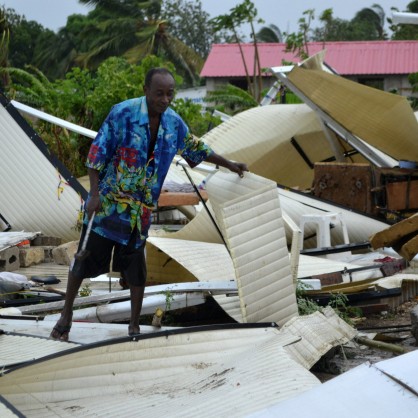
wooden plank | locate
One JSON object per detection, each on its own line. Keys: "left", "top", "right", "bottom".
{"left": 386, "top": 180, "right": 418, "bottom": 210}
{"left": 157, "top": 191, "right": 208, "bottom": 207}
{"left": 312, "top": 272, "right": 343, "bottom": 286}
{"left": 370, "top": 213, "right": 418, "bottom": 249}
{"left": 312, "top": 163, "right": 375, "bottom": 214}
{"left": 398, "top": 234, "right": 418, "bottom": 261}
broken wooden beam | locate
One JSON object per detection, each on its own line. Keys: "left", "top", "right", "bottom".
{"left": 398, "top": 234, "right": 418, "bottom": 261}
{"left": 355, "top": 336, "right": 409, "bottom": 355}
{"left": 370, "top": 213, "right": 418, "bottom": 250}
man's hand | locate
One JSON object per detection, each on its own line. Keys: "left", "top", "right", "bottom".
{"left": 205, "top": 152, "right": 249, "bottom": 178}
{"left": 86, "top": 194, "right": 101, "bottom": 219}
{"left": 227, "top": 161, "right": 249, "bottom": 178}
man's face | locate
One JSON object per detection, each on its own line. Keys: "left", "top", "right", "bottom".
{"left": 144, "top": 73, "right": 175, "bottom": 116}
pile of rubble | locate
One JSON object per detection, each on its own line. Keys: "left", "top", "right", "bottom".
{"left": 0, "top": 235, "right": 78, "bottom": 272}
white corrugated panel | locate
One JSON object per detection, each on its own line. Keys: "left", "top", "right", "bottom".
{"left": 0, "top": 400, "right": 20, "bottom": 418}
{"left": 0, "top": 102, "right": 82, "bottom": 241}
{"left": 158, "top": 198, "right": 222, "bottom": 244}
{"left": 147, "top": 236, "right": 241, "bottom": 322}
{"left": 148, "top": 237, "right": 234, "bottom": 281}
{"left": 206, "top": 172, "right": 298, "bottom": 325}
{"left": 247, "top": 350, "right": 418, "bottom": 418}
{"left": 281, "top": 307, "right": 357, "bottom": 369}
{"left": 376, "top": 349, "right": 418, "bottom": 394}
{"left": 0, "top": 334, "right": 79, "bottom": 368}
{"left": 200, "top": 104, "right": 326, "bottom": 189}
{"left": 0, "top": 326, "right": 320, "bottom": 417}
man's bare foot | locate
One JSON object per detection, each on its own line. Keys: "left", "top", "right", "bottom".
{"left": 128, "top": 325, "right": 140, "bottom": 336}
{"left": 50, "top": 317, "right": 72, "bottom": 342}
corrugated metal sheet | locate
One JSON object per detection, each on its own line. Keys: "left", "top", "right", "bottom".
{"left": 149, "top": 172, "right": 299, "bottom": 325}
{"left": 201, "top": 41, "right": 418, "bottom": 77}
{"left": 206, "top": 172, "right": 298, "bottom": 325}
{"left": 248, "top": 350, "right": 418, "bottom": 418}
{"left": 0, "top": 97, "right": 83, "bottom": 241}
{"left": 287, "top": 65, "right": 418, "bottom": 162}
{"left": 0, "top": 333, "right": 79, "bottom": 368}
{"left": 0, "top": 326, "right": 320, "bottom": 418}
{"left": 281, "top": 307, "right": 357, "bottom": 369}
{"left": 200, "top": 103, "right": 330, "bottom": 189}
{"left": 0, "top": 398, "right": 21, "bottom": 418}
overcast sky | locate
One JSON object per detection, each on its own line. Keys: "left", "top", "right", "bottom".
{"left": 2, "top": 0, "right": 413, "bottom": 36}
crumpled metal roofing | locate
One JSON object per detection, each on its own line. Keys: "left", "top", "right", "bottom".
{"left": 0, "top": 325, "right": 321, "bottom": 418}
{"left": 0, "top": 95, "right": 83, "bottom": 241}
{"left": 0, "top": 333, "right": 79, "bottom": 368}
{"left": 206, "top": 172, "right": 298, "bottom": 324}
{"left": 286, "top": 65, "right": 418, "bottom": 162}
{"left": 281, "top": 307, "right": 357, "bottom": 370}
{"left": 149, "top": 171, "right": 299, "bottom": 325}
{"left": 248, "top": 350, "right": 418, "bottom": 418}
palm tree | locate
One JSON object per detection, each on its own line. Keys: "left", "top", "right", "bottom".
{"left": 34, "top": 24, "right": 80, "bottom": 80}
{"left": 77, "top": 0, "right": 203, "bottom": 86}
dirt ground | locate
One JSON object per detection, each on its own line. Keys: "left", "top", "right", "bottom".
{"left": 312, "top": 298, "right": 418, "bottom": 382}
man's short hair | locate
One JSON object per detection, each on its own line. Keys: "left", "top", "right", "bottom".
{"left": 144, "top": 68, "right": 174, "bottom": 87}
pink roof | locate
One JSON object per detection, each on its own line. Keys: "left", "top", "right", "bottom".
{"left": 200, "top": 41, "right": 418, "bottom": 77}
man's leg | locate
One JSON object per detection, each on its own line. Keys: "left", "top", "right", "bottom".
{"left": 50, "top": 228, "right": 114, "bottom": 341}
{"left": 115, "top": 229, "right": 147, "bottom": 336}
{"left": 50, "top": 271, "right": 83, "bottom": 341}
{"left": 128, "top": 285, "right": 145, "bottom": 335}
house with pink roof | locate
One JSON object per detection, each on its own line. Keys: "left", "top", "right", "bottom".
{"left": 200, "top": 41, "right": 418, "bottom": 98}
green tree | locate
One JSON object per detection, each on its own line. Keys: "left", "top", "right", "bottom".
{"left": 301, "top": 4, "right": 391, "bottom": 43}
{"left": 33, "top": 14, "right": 91, "bottom": 80}
{"left": 171, "top": 98, "right": 222, "bottom": 136}
{"left": 161, "top": 0, "right": 215, "bottom": 58}
{"left": 3, "top": 55, "right": 216, "bottom": 175}
{"left": 1, "top": 64, "right": 55, "bottom": 107}
{"left": 311, "top": 9, "right": 353, "bottom": 42}
{"left": 204, "top": 83, "right": 258, "bottom": 115}
{"left": 76, "top": 0, "right": 203, "bottom": 86}
{"left": 408, "top": 72, "right": 418, "bottom": 110}
{"left": 0, "top": 64, "right": 88, "bottom": 174}
{"left": 8, "top": 16, "right": 46, "bottom": 68}
{"left": 350, "top": 3, "right": 387, "bottom": 40}
{"left": 0, "top": 6, "right": 11, "bottom": 87}
{"left": 284, "top": 9, "right": 315, "bottom": 59}
{"left": 2, "top": 7, "right": 61, "bottom": 80}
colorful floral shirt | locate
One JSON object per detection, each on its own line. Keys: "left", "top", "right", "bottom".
{"left": 86, "top": 96, "right": 213, "bottom": 247}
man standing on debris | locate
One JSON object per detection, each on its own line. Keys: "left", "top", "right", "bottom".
{"left": 50, "top": 67, "right": 248, "bottom": 341}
